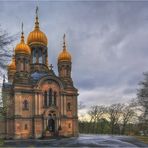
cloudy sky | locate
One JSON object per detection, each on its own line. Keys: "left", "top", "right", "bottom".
{"left": 0, "top": 1, "right": 148, "bottom": 112}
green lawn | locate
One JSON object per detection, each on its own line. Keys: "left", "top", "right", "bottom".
{"left": 134, "top": 136, "right": 148, "bottom": 144}
{"left": 0, "top": 139, "right": 4, "bottom": 146}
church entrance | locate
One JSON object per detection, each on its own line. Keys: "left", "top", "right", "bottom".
{"left": 48, "top": 118, "right": 55, "bottom": 132}
{"left": 44, "top": 112, "right": 57, "bottom": 137}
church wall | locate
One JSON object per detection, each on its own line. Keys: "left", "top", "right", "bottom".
{"left": 73, "top": 119, "right": 79, "bottom": 136}
{"left": 34, "top": 118, "right": 43, "bottom": 138}
{"left": 14, "top": 119, "right": 33, "bottom": 139}
{"left": 60, "top": 118, "right": 74, "bottom": 137}
{"left": 13, "top": 92, "right": 34, "bottom": 139}
{"left": 14, "top": 93, "right": 33, "bottom": 117}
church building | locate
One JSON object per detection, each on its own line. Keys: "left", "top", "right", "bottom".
{"left": 0, "top": 8, "right": 78, "bottom": 139}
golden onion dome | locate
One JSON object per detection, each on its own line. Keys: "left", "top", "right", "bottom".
{"left": 27, "top": 8, "right": 48, "bottom": 46}
{"left": 58, "top": 34, "right": 71, "bottom": 62}
{"left": 8, "top": 56, "right": 16, "bottom": 71}
{"left": 58, "top": 49, "right": 71, "bottom": 62}
{"left": 15, "top": 24, "right": 31, "bottom": 55}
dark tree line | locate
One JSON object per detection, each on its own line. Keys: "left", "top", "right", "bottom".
{"left": 79, "top": 72, "right": 148, "bottom": 136}
{"left": 79, "top": 102, "right": 136, "bottom": 135}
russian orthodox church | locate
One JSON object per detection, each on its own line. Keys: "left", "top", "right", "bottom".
{"left": 0, "top": 8, "right": 78, "bottom": 139}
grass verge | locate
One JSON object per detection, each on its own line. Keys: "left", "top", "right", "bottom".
{"left": 134, "top": 136, "right": 148, "bottom": 144}
{"left": 0, "top": 139, "right": 4, "bottom": 146}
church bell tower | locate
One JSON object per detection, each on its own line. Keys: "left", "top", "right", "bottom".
{"left": 58, "top": 34, "right": 73, "bottom": 87}
{"left": 14, "top": 23, "right": 31, "bottom": 83}
{"left": 27, "top": 7, "right": 49, "bottom": 73}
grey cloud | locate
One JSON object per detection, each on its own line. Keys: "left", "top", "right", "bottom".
{"left": 0, "top": 1, "right": 148, "bottom": 108}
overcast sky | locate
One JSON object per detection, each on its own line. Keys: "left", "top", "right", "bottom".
{"left": 0, "top": 1, "right": 148, "bottom": 112}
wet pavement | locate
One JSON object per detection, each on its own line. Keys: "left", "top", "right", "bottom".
{"left": 3, "top": 134, "right": 148, "bottom": 147}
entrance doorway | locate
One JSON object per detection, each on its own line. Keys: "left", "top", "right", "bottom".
{"left": 48, "top": 118, "right": 55, "bottom": 132}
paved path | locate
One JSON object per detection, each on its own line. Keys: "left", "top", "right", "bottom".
{"left": 3, "top": 134, "right": 148, "bottom": 147}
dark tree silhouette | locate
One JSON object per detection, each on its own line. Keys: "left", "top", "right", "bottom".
{"left": 0, "top": 25, "right": 16, "bottom": 75}
{"left": 137, "top": 73, "right": 148, "bottom": 119}
{"left": 137, "top": 73, "right": 148, "bottom": 135}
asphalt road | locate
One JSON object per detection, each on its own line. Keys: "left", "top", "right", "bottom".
{"left": 3, "top": 134, "right": 148, "bottom": 147}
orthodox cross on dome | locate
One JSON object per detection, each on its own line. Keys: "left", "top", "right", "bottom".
{"left": 22, "top": 22, "right": 23, "bottom": 33}
{"left": 49, "top": 64, "right": 53, "bottom": 70}
{"left": 36, "top": 6, "right": 39, "bottom": 17}
{"left": 21, "top": 22, "right": 24, "bottom": 42}
{"left": 63, "top": 34, "right": 66, "bottom": 43}
{"left": 35, "top": 6, "right": 39, "bottom": 29}
{"left": 63, "top": 33, "right": 66, "bottom": 51}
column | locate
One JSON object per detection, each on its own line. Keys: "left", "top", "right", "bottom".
{"left": 46, "top": 50, "right": 48, "bottom": 65}
{"left": 75, "top": 95, "right": 78, "bottom": 116}
{"left": 19, "top": 95, "right": 22, "bottom": 116}
{"left": 42, "top": 50, "right": 44, "bottom": 64}
{"left": 37, "top": 93, "right": 39, "bottom": 114}
{"left": 35, "top": 94, "right": 37, "bottom": 115}
{"left": 52, "top": 92, "right": 54, "bottom": 105}
{"left": 36, "top": 48, "right": 39, "bottom": 63}
{"left": 61, "top": 95, "right": 64, "bottom": 116}
{"left": 47, "top": 91, "right": 49, "bottom": 106}
{"left": 64, "top": 95, "right": 66, "bottom": 116}
{"left": 39, "top": 94, "right": 41, "bottom": 115}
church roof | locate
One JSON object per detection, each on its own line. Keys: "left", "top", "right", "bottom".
{"left": 31, "top": 72, "right": 48, "bottom": 81}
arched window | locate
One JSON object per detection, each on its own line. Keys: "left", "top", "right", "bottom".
{"left": 48, "top": 113, "right": 52, "bottom": 117}
{"left": 54, "top": 92, "right": 57, "bottom": 106}
{"left": 42, "top": 51, "right": 46, "bottom": 64}
{"left": 23, "top": 58, "right": 25, "bottom": 71}
{"left": 66, "top": 66, "right": 69, "bottom": 76}
{"left": 65, "top": 69, "right": 68, "bottom": 76}
{"left": 24, "top": 124, "right": 28, "bottom": 130}
{"left": 20, "top": 60, "right": 23, "bottom": 71}
{"left": 38, "top": 48, "right": 42, "bottom": 63}
{"left": 49, "top": 89, "right": 52, "bottom": 106}
{"left": 23, "top": 59, "right": 28, "bottom": 71}
{"left": 33, "top": 49, "right": 36, "bottom": 63}
{"left": 68, "top": 123, "right": 71, "bottom": 128}
{"left": 44, "top": 91, "right": 47, "bottom": 107}
{"left": 23, "top": 100, "right": 29, "bottom": 110}
{"left": 67, "top": 103, "right": 71, "bottom": 111}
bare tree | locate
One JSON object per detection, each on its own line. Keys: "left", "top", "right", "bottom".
{"left": 88, "top": 105, "right": 106, "bottom": 133}
{"left": 107, "top": 103, "right": 123, "bottom": 134}
{"left": 121, "top": 103, "right": 136, "bottom": 135}
{"left": 0, "top": 26, "right": 16, "bottom": 117}
{"left": 0, "top": 26, "right": 16, "bottom": 75}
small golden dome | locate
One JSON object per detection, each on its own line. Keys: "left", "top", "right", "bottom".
{"left": 58, "top": 34, "right": 71, "bottom": 62}
{"left": 27, "top": 8, "right": 48, "bottom": 46}
{"left": 8, "top": 56, "right": 16, "bottom": 71}
{"left": 15, "top": 24, "right": 31, "bottom": 55}
{"left": 58, "top": 50, "right": 71, "bottom": 62}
